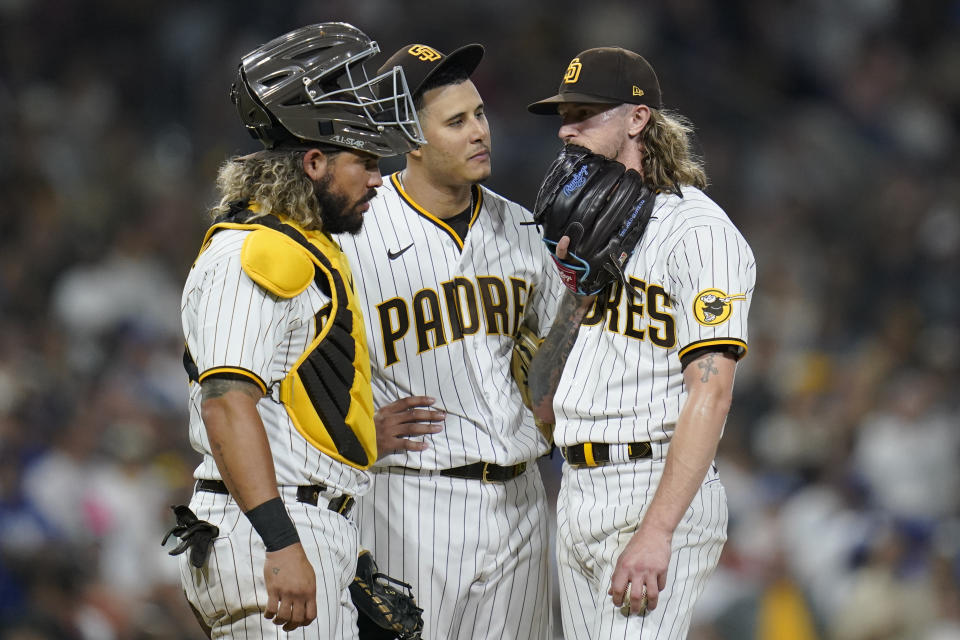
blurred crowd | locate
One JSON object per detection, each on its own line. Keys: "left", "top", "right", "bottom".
{"left": 1, "top": 1, "right": 958, "bottom": 639}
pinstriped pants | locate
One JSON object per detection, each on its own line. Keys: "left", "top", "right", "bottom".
{"left": 557, "top": 459, "right": 727, "bottom": 640}
{"left": 356, "top": 466, "right": 553, "bottom": 640}
{"left": 179, "top": 486, "right": 360, "bottom": 639}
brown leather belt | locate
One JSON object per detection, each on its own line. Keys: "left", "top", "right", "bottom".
{"left": 195, "top": 479, "right": 355, "bottom": 518}
{"left": 439, "top": 461, "right": 528, "bottom": 483}
{"left": 561, "top": 442, "right": 652, "bottom": 467}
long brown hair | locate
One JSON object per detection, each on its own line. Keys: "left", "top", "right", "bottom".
{"left": 639, "top": 108, "right": 708, "bottom": 193}
{"left": 208, "top": 149, "right": 323, "bottom": 229}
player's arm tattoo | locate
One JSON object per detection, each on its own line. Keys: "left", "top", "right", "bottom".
{"left": 200, "top": 377, "right": 267, "bottom": 513}
{"left": 201, "top": 377, "right": 263, "bottom": 402}
{"left": 697, "top": 353, "right": 719, "bottom": 383}
{"left": 210, "top": 439, "right": 243, "bottom": 507}
{"left": 528, "top": 292, "right": 595, "bottom": 413}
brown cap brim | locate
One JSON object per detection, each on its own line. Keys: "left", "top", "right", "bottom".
{"left": 527, "top": 92, "right": 621, "bottom": 115}
{"left": 434, "top": 43, "right": 484, "bottom": 83}
{"left": 377, "top": 43, "right": 484, "bottom": 98}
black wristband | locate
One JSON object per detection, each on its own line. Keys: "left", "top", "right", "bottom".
{"left": 244, "top": 497, "right": 300, "bottom": 552}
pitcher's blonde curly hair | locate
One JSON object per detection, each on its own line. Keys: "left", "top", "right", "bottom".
{"left": 639, "top": 108, "right": 708, "bottom": 193}
{"left": 208, "top": 148, "right": 327, "bottom": 229}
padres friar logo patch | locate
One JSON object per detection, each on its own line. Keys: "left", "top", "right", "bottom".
{"left": 693, "top": 289, "right": 746, "bottom": 326}
{"left": 408, "top": 45, "right": 441, "bottom": 62}
{"left": 564, "top": 58, "right": 582, "bottom": 84}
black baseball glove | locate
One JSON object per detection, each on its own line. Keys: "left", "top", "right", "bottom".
{"left": 350, "top": 550, "right": 424, "bottom": 639}
{"left": 161, "top": 505, "right": 219, "bottom": 568}
{"left": 534, "top": 145, "right": 656, "bottom": 296}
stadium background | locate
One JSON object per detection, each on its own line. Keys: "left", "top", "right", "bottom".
{"left": 1, "top": 1, "right": 958, "bottom": 638}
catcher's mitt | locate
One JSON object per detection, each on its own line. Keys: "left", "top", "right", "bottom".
{"left": 510, "top": 324, "right": 554, "bottom": 443}
{"left": 350, "top": 550, "right": 424, "bottom": 640}
{"left": 534, "top": 145, "right": 656, "bottom": 296}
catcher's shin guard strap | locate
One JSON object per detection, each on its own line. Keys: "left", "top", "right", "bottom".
{"left": 562, "top": 442, "right": 652, "bottom": 467}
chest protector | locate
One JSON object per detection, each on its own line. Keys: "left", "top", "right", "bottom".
{"left": 196, "top": 205, "right": 376, "bottom": 469}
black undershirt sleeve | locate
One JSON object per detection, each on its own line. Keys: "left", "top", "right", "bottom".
{"left": 679, "top": 344, "right": 741, "bottom": 371}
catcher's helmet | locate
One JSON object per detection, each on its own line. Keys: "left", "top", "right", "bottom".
{"left": 231, "top": 22, "right": 425, "bottom": 157}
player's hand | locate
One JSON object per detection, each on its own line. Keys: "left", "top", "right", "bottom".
{"left": 609, "top": 523, "right": 671, "bottom": 615}
{"left": 374, "top": 396, "right": 445, "bottom": 458}
{"left": 556, "top": 236, "right": 599, "bottom": 307}
{"left": 263, "top": 543, "right": 317, "bottom": 631}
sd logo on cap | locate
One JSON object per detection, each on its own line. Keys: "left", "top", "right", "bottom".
{"left": 528, "top": 47, "right": 662, "bottom": 114}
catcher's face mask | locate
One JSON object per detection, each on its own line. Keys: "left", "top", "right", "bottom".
{"left": 234, "top": 22, "right": 425, "bottom": 157}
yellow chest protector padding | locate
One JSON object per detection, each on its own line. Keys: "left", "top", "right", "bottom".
{"left": 200, "top": 205, "right": 376, "bottom": 469}
{"left": 240, "top": 229, "right": 314, "bottom": 298}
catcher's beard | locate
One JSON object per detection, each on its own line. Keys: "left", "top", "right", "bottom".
{"left": 312, "top": 174, "right": 376, "bottom": 235}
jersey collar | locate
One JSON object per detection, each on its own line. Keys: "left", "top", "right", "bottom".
{"left": 390, "top": 172, "right": 482, "bottom": 250}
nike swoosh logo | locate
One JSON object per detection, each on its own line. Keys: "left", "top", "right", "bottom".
{"left": 387, "top": 243, "right": 414, "bottom": 260}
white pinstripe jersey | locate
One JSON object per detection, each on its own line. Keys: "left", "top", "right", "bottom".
{"left": 553, "top": 186, "right": 756, "bottom": 447}
{"left": 181, "top": 227, "right": 371, "bottom": 495}
{"left": 338, "top": 173, "right": 561, "bottom": 469}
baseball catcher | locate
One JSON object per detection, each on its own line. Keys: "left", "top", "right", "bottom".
{"left": 534, "top": 144, "right": 656, "bottom": 297}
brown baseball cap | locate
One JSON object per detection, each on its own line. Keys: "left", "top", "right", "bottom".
{"left": 377, "top": 43, "right": 484, "bottom": 99}
{"left": 528, "top": 47, "right": 662, "bottom": 114}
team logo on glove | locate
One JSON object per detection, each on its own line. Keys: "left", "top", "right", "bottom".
{"left": 562, "top": 165, "right": 590, "bottom": 195}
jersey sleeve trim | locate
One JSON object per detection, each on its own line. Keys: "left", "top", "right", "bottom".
{"left": 198, "top": 367, "right": 268, "bottom": 394}
{"left": 678, "top": 338, "right": 747, "bottom": 362}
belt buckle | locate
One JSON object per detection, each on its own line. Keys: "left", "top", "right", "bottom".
{"left": 331, "top": 495, "right": 355, "bottom": 516}
{"left": 481, "top": 462, "right": 527, "bottom": 483}
{"left": 629, "top": 442, "right": 652, "bottom": 459}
